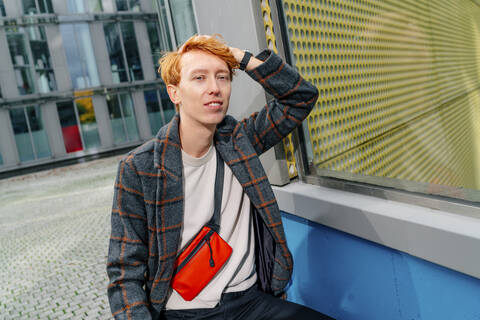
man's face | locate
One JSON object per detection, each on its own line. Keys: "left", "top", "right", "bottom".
{"left": 167, "top": 49, "right": 232, "bottom": 128}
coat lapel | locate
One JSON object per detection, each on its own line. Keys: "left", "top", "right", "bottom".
{"left": 215, "top": 117, "right": 272, "bottom": 210}
{"left": 215, "top": 116, "right": 282, "bottom": 245}
{"left": 153, "top": 115, "right": 184, "bottom": 261}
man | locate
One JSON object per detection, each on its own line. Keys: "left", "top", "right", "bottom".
{"left": 107, "top": 35, "right": 331, "bottom": 319}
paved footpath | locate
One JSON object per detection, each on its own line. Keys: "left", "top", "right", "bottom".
{"left": 0, "top": 156, "right": 124, "bottom": 319}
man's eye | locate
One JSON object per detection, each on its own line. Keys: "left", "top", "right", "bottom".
{"left": 194, "top": 75, "right": 204, "bottom": 80}
{"left": 218, "top": 75, "right": 229, "bottom": 80}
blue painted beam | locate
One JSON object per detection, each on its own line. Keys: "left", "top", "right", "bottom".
{"left": 282, "top": 212, "right": 480, "bottom": 320}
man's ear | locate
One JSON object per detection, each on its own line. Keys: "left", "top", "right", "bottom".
{"left": 167, "top": 84, "right": 180, "bottom": 105}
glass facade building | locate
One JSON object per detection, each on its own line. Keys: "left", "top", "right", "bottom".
{"left": 1, "top": 0, "right": 477, "bottom": 205}
{"left": 0, "top": 0, "right": 195, "bottom": 171}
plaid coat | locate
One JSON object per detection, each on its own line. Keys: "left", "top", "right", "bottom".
{"left": 107, "top": 50, "right": 318, "bottom": 319}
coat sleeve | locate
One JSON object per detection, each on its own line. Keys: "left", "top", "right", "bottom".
{"left": 241, "top": 50, "right": 318, "bottom": 155}
{"left": 106, "top": 156, "right": 152, "bottom": 320}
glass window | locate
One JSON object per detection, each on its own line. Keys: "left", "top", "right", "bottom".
{"left": 159, "top": 86, "right": 175, "bottom": 123}
{"left": 57, "top": 96, "right": 101, "bottom": 153}
{"left": 154, "top": 0, "right": 173, "bottom": 48}
{"left": 13, "top": 68, "right": 36, "bottom": 95}
{"left": 144, "top": 86, "right": 175, "bottom": 135}
{"left": 0, "top": 0, "right": 6, "bottom": 16}
{"left": 104, "top": 23, "right": 127, "bottom": 83}
{"left": 146, "top": 21, "right": 172, "bottom": 78}
{"left": 57, "top": 101, "right": 82, "bottom": 153}
{"left": 120, "top": 22, "right": 143, "bottom": 81}
{"left": 116, "top": 0, "right": 140, "bottom": 12}
{"left": 7, "top": 30, "right": 35, "bottom": 95}
{"left": 76, "top": 96, "right": 101, "bottom": 149}
{"left": 6, "top": 26, "right": 56, "bottom": 95}
{"left": 104, "top": 22, "right": 143, "bottom": 83}
{"left": 7, "top": 32, "right": 30, "bottom": 65}
{"left": 278, "top": 0, "right": 480, "bottom": 203}
{"left": 10, "top": 106, "right": 51, "bottom": 162}
{"left": 29, "top": 26, "right": 56, "bottom": 92}
{"left": 116, "top": 0, "right": 128, "bottom": 11}
{"left": 0, "top": 152, "right": 3, "bottom": 166}
{"left": 23, "top": 0, "right": 38, "bottom": 14}
{"left": 168, "top": 0, "right": 196, "bottom": 45}
{"left": 22, "top": 0, "right": 53, "bottom": 15}
{"left": 60, "top": 23, "right": 100, "bottom": 89}
{"left": 107, "top": 93, "right": 139, "bottom": 144}
{"left": 144, "top": 90, "right": 162, "bottom": 134}
{"left": 67, "top": 0, "right": 103, "bottom": 13}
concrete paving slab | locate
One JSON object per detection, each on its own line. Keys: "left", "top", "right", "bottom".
{"left": 0, "top": 155, "right": 124, "bottom": 320}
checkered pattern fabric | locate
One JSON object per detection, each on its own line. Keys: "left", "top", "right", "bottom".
{"left": 107, "top": 50, "right": 319, "bottom": 320}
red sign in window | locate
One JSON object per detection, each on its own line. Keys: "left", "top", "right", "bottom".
{"left": 61, "top": 125, "right": 83, "bottom": 153}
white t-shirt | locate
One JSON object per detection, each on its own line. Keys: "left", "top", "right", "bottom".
{"left": 165, "top": 145, "right": 257, "bottom": 310}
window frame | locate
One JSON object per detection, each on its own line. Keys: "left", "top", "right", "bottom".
{"left": 115, "top": 0, "right": 140, "bottom": 12}
{"left": 107, "top": 92, "right": 139, "bottom": 144}
{"left": 59, "top": 23, "right": 100, "bottom": 89}
{"left": 57, "top": 97, "right": 101, "bottom": 153}
{"left": 7, "top": 28, "right": 36, "bottom": 95}
{"left": 143, "top": 86, "right": 175, "bottom": 135}
{"left": 267, "top": 0, "right": 480, "bottom": 212}
{"left": 153, "top": 0, "right": 186, "bottom": 49}
{"left": 22, "top": 0, "right": 54, "bottom": 15}
{"left": 9, "top": 105, "right": 51, "bottom": 162}
{"left": 146, "top": 20, "right": 173, "bottom": 78}
{"left": 103, "top": 21, "right": 144, "bottom": 83}
{"left": 165, "top": 0, "right": 198, "bottom": 46}
{"left": 67, "top": 0, "right": 103, "bottom": 13}
{"left": 57, "top": 100, "right": 86, "bottom": 153}
{"left": 6, "top": 25, "right": 57, "bottom": 95}
{"left": 29, "top": 26, "right": 56, "bottom": 92}
{"left": 0, "top": 0, "right": 6, "bottom": 16}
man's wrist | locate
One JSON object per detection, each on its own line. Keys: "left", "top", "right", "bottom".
{"left": 239, "top": 50, "right": 253, "bottom": 71}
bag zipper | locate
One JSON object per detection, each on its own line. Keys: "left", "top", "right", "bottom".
{"left": 206, "top": 237, "right": 214, "bottom": 267}
{"left": 174, "top": 229, "right": 216, "bottom": 275}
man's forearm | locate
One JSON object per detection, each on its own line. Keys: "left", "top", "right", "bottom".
{"left": 238, "top": 49, "right": 318, "bottom": 155}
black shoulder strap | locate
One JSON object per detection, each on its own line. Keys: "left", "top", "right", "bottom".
{"left": 206, "top": 148, "right": 224, "bottom": 233}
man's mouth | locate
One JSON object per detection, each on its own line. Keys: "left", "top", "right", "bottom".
{"left": 204, "top": 101, "right": 223, "bottom": 110}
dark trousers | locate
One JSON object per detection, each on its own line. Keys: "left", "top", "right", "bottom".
{"left": 162, "top": 285, "right": 334, "bottom": 320}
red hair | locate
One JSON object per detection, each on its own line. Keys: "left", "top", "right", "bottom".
{"left": 159, "top": 34, "right": 239, "bottom": 86}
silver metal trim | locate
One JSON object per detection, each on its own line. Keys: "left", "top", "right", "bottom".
{"left": 301, "top": 174, "right": 480, "bottom": 218}
{"left": 156, "top": 89, "right": 166, "bottom": 125}
{"left": 163, "top": 0, "right": 176, "bottom": 48}
{"left": 73, "top": 100, "right": 86, "bottom": 150}
{"left": 24, "top": 106, "right": 38, "bottom": 159}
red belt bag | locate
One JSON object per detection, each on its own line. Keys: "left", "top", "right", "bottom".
{"left": 171, "top": 149, "right": 232, "bottom": 301}
{"left": 171, "top": 226, "right": 232, "bottom": 301}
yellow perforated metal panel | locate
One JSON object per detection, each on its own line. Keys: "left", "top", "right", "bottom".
{"left": 280, "top": 0, "right": 480, "bottom": 192}
{"left": 260, "top": 0, "right": 298, "bottom": 179}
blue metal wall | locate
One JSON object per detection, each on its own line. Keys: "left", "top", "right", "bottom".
{"left": 281, "top": 212, "right": 480, "bottom": 320}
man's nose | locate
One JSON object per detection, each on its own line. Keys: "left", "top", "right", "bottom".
{"left": 207, "top": 77, "right": 220, "bottom": 95}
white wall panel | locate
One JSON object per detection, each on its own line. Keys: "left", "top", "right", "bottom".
{"left": 193, "top": 0, "right": 289, "bottom": 185}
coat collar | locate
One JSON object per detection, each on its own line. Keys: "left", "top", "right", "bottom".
{"left": 153, "top": 114, "right": 237, "bottom": 178}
